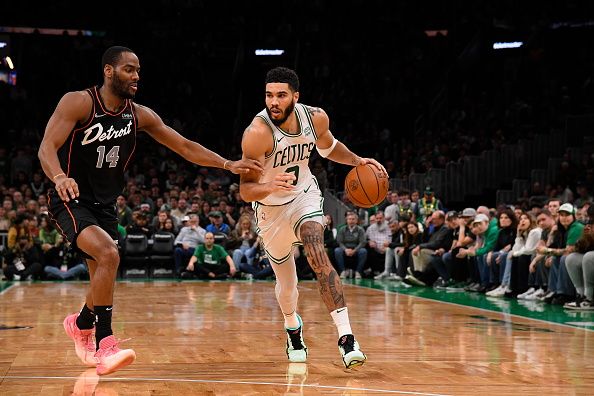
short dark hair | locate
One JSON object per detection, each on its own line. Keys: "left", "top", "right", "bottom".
{"left": 102, "top": 46, "right": 134, "bottom": 69}
{"left": 538, "top": 208, "right": 552, "bottom": 217}
{"left": 265, "top": 67, "right": 299, "bottom": 92}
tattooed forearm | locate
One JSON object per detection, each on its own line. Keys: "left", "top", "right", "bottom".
{"left": 302, "top": 224, "right": 346, "bottom": 310}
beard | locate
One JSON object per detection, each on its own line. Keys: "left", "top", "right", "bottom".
{"left": 266, "top": 100, "right": 295, "bottom": 126}
{"left": 113, "top": 72, "right": 136, "bottom": 99}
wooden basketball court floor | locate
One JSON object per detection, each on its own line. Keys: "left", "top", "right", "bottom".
{"left": 1, "top": 279, "right": 594, "bottom": 395}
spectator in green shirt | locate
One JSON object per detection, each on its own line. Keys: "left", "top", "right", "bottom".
{"left": 457, "top": 213, "right": 500, "bottom": 292}
{"left": 182, "top": 232, "right": 237, "bottom": 279}
{"left": 540, "top": 203, "right": 585, "bottom": 305}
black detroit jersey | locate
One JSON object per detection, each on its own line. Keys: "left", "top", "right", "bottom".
{"left": 57, "top": 86, "right": 137, "bottom": 205}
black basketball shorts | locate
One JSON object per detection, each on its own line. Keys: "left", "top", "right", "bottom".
{"left": 47, "top": 190, "right": 119, "bottom": 258}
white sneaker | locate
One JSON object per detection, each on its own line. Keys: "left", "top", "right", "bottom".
{"left": 355, "top": 272, "right": 362, "bottom": 279}
{"left": 338, "top": 334, "right": 366, "bottom": 368}
{"left": 517, "top": 287, "right": 536, "bottom": 300}
{"left": 285, "top": 314, "right": 307, "bottom": 362}
{"left": 485, "top": 285, "right": 500, "bottom": 296}
{"left": 525, "top": 288, "right": 546, "bottom": 300}
{"left": 388, "top": 273, "right": 402, "bottom": 281}
{"left": 339, "top": 271, "right": 347, "bottom": 279}
{"left": 538, "top": 290, "right": 555, "bottom": 302}
{"left": 374, "top": 271, "right": 389, "bottom": 280}
{"left": 486, "top": 285, "right": 506, "bottom": 297}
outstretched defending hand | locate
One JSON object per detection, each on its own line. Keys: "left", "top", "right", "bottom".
{"left": 226, "top": 159, "right": 264, "bottom": 174}
{"left": 357, "top": 158, "right": 388, "bottom": 176}
{"left": 54, "top": 175, "right": 80, "bottom": 202}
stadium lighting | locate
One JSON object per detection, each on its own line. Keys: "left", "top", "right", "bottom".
{"left": 493, "top": 41, "right": 523, "bottom": 49}
{"left": 255, "top": 49, "right": 285, "bottom": 56}
{"left": 5, "top": 56, "right": 13, "bottom": 69}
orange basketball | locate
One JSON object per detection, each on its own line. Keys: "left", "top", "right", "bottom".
{"left": 344, "top": 164, "right": 389, "bottom": 208}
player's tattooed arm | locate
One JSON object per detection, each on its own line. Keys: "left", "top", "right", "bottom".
{"left": 306, "top": 106, "right": 323, "bottom": 116}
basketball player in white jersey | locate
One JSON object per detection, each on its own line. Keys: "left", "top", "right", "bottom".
{"left": 240, "top": 67, "right": 386, "bottom": 368}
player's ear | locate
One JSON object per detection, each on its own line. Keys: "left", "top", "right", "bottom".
{"left": 104, "top": 64, "right": 114, "bottom": 79}
{"left": 294, "top": 91, "right": 299, "bottom": 102}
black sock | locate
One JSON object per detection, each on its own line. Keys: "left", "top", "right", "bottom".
{"left": 76, "top": 304, "right": 96, "bottom": 330}
{"left": 94, "top": 305, "right": 114, "bottom": 349}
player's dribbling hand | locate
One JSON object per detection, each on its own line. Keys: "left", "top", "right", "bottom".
{"left": 357, "top": 158, "right": 388, "bottom": 176}
{"left": 227, "top": 159, "right": 264, "bottom": 174}
{"left": 268, "top": 173, "right": 297, "bottom": 192}
{"left": 54, "top": 175, "right": 80, "bottom": 202}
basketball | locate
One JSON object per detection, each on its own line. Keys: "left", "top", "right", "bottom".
{"left": 344, "top": 163, "right": 389, "bottom": 208}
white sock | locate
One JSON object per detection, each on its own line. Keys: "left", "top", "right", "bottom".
{"left": 330, "top": 307, "right": 352, "bottom": 337}
{"left": 284, "top": 310, "right": 300, "bottom": 329}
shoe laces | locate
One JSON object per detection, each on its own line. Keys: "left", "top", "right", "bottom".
{"left": 97, "top": 337, "right": 131, "bottom": 356}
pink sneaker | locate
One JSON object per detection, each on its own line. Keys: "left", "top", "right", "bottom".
{"left": 63, "top": 313, "right": 97, "bottom": 367}
{"left": 95, "top": 335, "right": 136, "bottom": 375}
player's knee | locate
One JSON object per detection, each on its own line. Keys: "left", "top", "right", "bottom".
{"left": 300, "top": 222, "right": 324, "bottom": 248}
{"left": 101, "top": 245, "right": 120, "bottom": 268}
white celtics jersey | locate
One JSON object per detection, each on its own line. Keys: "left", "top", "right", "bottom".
{"left": 256, "top": 103, "right": 318, "bottom": 205}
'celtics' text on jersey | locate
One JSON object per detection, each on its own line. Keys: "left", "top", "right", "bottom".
{"left": 255, "top": 103, "right": 319, "bottom": 206}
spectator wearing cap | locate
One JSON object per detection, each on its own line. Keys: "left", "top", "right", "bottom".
{"left": 457, "top": 213, "right": 500, "bottom": 293}
{"left": 538, "top": 203, "right": 584, "bottom": 305}
{"left": 564, "top": 205, "right": 594, "bottom": 310}
{"left": 395, "top": 190, "right": 416, "bottom": 221}
{"left": 173, "top": 214, "right": 206, "bottom": 276}
{"left": 205, "top": 211, "right": 231, "bottom": 236}
{"left": 415, "top": 186, "right": 444, "bottom": 226}
{"left": 116, "top": 194, "right": 133, "bottom": 228}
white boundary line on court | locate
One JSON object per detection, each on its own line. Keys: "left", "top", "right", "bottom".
{"left": 349, "top": 283, "right": 594, "bottom": 333}
{"left": 0, "top": 283, "right": 16, "bottom": 295}
{"left": 1, "top": 375, "right": 451, "bottom": 396}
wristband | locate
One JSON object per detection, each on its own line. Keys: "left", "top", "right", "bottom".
{"left": 316, "top": 137, "right": 338, "bottom": 158}
{"left": 53, "top": 172, "right": 66, "bottom": 180}
{"left": 223, "top": 160, "right": 230, "bottom": 170}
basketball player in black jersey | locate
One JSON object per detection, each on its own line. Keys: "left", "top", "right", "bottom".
{"left": 38, "top": 46, "right": 262, "bottom": 376}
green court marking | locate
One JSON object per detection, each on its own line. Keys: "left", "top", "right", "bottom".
{"left": 348, "top": 278, "right": 594, "bottom": 331}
